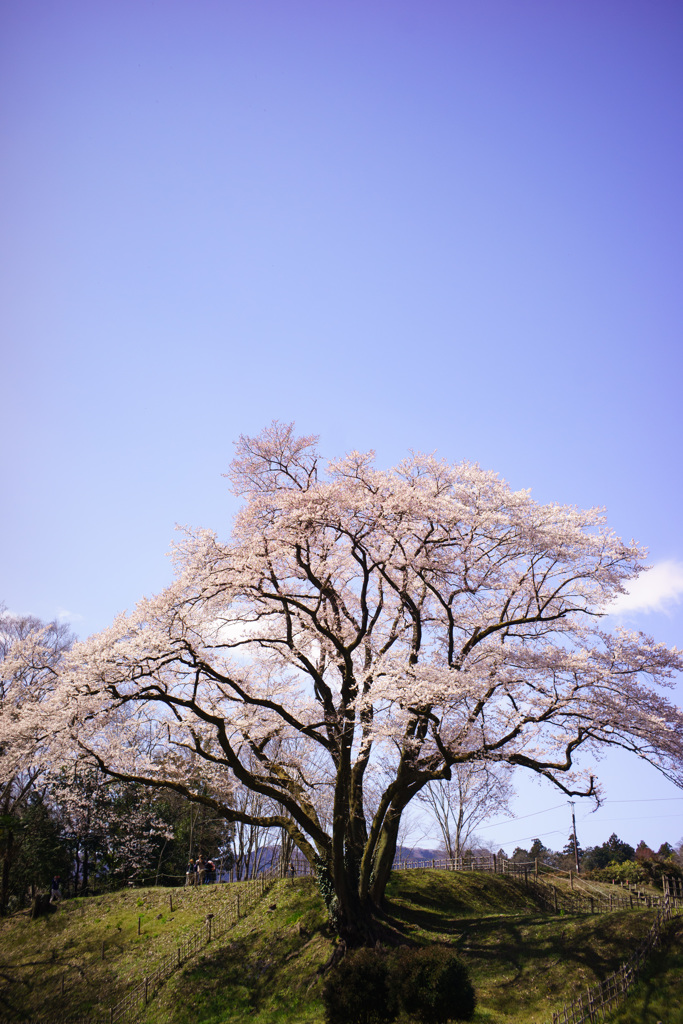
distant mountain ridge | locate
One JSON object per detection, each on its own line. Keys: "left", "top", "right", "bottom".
{"left": 393, "top": 846, "right": 442, "bottom": 862}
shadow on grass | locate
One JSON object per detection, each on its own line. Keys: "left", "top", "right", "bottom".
{"left": 143, "top": 879, "right": 331, "bottom": 1024}
{"left": 608, "top": 918, "right": 683, "bottom": 1024}
{"left": 174, "top": 937, "right": 263, "bottom": 1019}
{"left": 383, "top": 875, "right": 657, "bottom": 1017}
{"left": 386, "top": 870, "right": 546, "bottom": 916}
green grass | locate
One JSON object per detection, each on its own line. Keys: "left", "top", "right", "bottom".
{"left": 142, "top": 873, "right": 670, "bottom": 1024}
{"left": 381, "top": 871, "right": 660, "bottom": 1024}
{"left": 143, "top": 878, "right": 329, "bottom": 1024}
{"left": 0, "top": 881, "right": 259, "bottom": 1021}
{"left": 0, "top": 872, "right": 679, "bottom": 1023}
{"left": 607, "top": 915, "right": 683, "bottom": 1024}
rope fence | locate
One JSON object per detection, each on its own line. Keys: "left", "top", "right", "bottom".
{"left": 546, "top": 900, "right": 678, "bottom": 1024}
{"left": 392, "top": 857, "right": 683, "bottom": 913}
{"left": 663, "top": 873, "right": 683, "bottom": 901}
{"left": 55, "top": 858, "right": 681, "bottom": 1022}
{"left": 108, "top": 872, "right": 274, "bottom": 1023}
{"left": 392, "top": 854, "right": 538, "bottom": 878}
{"left": 526, "top": 877, "right": 681, "bottom": 915}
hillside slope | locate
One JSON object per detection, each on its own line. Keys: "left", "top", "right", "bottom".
{"left": 142, "top": 873, "right": 666, "bottom": 1024}
{"left": 0, "top": 880, "right": 261, "bottom": 1021}
{"left": 0, "top": 872, "right": 678, "bottom": 1024}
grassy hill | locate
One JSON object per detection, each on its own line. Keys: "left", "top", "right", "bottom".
{"left": 0, "top": 871, "right": 680, "bottom": 1024}
{"left": 0, "top": 881, "right": 263, "bottom": 1022}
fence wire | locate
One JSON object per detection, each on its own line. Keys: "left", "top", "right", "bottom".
{"left": 105, "top": 862, "right": 681, "bottom": 1022}
{"left": 108, "top": 873, "right": 272, "bottom": 1023}
{"left": 546, "top": 900, "right": 678, "bottom": 1024}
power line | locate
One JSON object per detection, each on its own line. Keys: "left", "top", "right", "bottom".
{"left": 603, "top": 798, "right": 683, "bottom": 803}
{"left": 578, "top": 814, "right": 683, "bottom": 824}
{"left": 475, "top": 797, "right": 682, "bottom": 836}
{"left": 476, "top": 803, "right": 565, "bottom": 831}
{"left": 499, "top": 828, "right": 567, "bottom": 846}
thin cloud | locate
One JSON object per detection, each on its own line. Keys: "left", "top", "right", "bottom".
{"left": 56, "top": 608, "right": 84, "bottom": 624}
{"left": 605, "top": 560, "right": 683, "bottom": 616}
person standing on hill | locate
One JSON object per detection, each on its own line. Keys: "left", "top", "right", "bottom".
{"left": 185, "top": 859, "right": 196, "bottom": 886}
{"left": 196, "top": 855, "right": 206, "bottom": 885}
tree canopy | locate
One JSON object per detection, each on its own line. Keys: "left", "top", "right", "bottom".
{"left": 0, "top": 608, "right": 74, "bottom": 912}
{"left": 13, "top": 424, "right": 683, "bottom": 943}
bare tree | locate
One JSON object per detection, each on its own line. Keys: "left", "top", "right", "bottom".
{"left": 419, "top": 763, "right": 513, "bottom": 861}
{"left": 229, "top": 783, "right": 270, "bottom": 880}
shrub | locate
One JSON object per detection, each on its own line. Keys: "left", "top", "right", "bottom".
{"left": 393, "top": 946, "right": 476, "bottom": 1023}
{"left": 628, "top": 856, "right": 683, "bottom": 890}
{"left": 646, "top": 858, "right": 683, "bottom": 889}
{"left": 322, "top": 947, "right": 398, "bottom": 1024}
{"left": 593, "top": 860, "right": 646, "bottom": 885}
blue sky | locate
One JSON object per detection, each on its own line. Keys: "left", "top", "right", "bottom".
{"left": 2, "top": 0, "right": 682, "bottom": 853}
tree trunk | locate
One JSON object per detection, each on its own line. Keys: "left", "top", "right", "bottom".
{"left": 368, "top": 807, "right": 402, "bottom": 909}
{"left": 155, "top": 839, "right": 168, "bottom": 886}
{"left": 82, "top": 844, "right": 89, "bottom": 895}
{"left": 0, "top": 828, "right": 13, "bottom": 915}
{"left": 313, "top": 812, "right": 402, "bottom": 947}
{"left": 315, "top": 856, "right": 379, "bottom": 947}
{"left": 73, "top": 843, "right": 80, "bottom": 897}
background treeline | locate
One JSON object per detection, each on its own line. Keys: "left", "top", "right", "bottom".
{"left": 0, "top": 608, "right": 279, "bottom": 915}
{"left": 0, "top": 772, "right": 239, "bottom": 913}
{"left": 509, "top": 833, "right": 683, "bottom": 887}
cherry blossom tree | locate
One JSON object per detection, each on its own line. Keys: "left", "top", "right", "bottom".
{"left": 0, "top": 609, "right": 74, "bottom": 912}
{"left": 30, "top": 423, "right": 683, "bottom": 944}
{"left": 49, "top": 767, "right": 173, "bottom": 894}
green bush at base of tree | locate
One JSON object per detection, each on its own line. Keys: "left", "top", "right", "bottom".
{"left": 322, "top": 947, "right": 398, "bottom": 1024}
{"left": 322, "top": 945, "right": 476, "bottom": 1024}
{"left": 393, "top": 946, "right": 476, "bottom": 1023}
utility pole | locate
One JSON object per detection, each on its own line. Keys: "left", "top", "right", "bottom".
{"left": 568, "top": 801, "right": 580, "bottom": 874}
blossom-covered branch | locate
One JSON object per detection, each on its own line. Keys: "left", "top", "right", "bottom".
{"left": 15, "top": 424, "right": 682, "bottom": 944}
